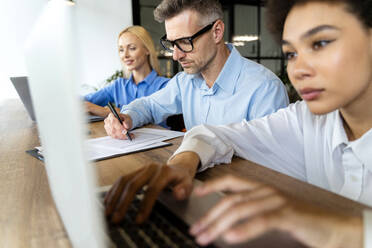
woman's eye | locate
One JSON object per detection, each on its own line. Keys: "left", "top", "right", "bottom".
{"left": 312, "top": 40, "right": 334, "bottom": 50}
{"left": 283, "top": 52, "right": 297, "bottom": 61}
{"left": 129, "top": 46, "right": 136, "bottom": 51}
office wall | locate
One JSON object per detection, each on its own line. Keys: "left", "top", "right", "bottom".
{"left": 0, "top": 0, "right": 46, "bottom": 100}
{"left": 74, "top": 0, "right": 133, "bottom": 91}
{"left": 0, "top": 0, "right": 132, "bottom": 101}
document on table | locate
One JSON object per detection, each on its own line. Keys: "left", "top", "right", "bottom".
{"left": 35, "top": 128, "right": 184, "bottom": 161}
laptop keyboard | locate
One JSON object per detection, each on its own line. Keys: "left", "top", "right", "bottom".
{"left": 105, "top": 192, "right": 205, "bottom": 248}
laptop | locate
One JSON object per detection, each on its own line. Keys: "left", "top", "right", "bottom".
{"left": 23, "top": 4, "right": 205, "bottom": 247}
{"left": 23, "top": 2, "right": 303, "bottom": 247}
{"left": 10, "top": 76, "right": 104, "bottom": 123}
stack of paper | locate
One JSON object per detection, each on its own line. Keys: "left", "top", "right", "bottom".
{"left": 35, "top": 128, "right": 184, "bottom": 161}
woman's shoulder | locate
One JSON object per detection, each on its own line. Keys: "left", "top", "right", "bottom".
{"left": 284, "top": 101, "right": 339, "bottom": 130}
{"left": 99, "top": 77, "right": 130, "bottom": 93}
{"left": 155, "top": 75, "right": 170, "bottom": 81}
{"left": 112, "top": 77, "right": 130, "bottom": 86}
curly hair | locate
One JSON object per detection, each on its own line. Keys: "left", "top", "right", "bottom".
{"left": 266, "top": 0, "right": 372, "bottom": 43}
{"left": 154, "top": 0, "right": 223, "bottom": 26}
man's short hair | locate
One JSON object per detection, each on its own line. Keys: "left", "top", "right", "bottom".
{"left": 154, "top": 0, "right": 223, "bottom": 25}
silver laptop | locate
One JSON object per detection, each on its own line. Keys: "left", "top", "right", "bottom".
{"left": 10, "top": 76, "right": 104, "bottom": 123}
{"left": 23, "top": 3, "right": 214, "bottom": 247}
{"left": 23, "top": 2, "right": 302, "bottom": 247}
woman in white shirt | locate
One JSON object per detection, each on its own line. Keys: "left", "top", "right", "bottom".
{"left": 181, "top": 0, "right": 372, "bottom": 247}
{"left": 104, "top": 0, "right": 372, "bottom": 247}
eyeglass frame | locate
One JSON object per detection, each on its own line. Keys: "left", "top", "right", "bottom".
{"left": 160, "top": 20, "right": 217, "bottom": 53}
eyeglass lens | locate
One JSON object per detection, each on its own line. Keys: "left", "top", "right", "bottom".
{"left": 162, "top": 39, "right": 193, "bottom": 53}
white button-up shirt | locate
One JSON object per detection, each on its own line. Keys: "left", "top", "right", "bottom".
{"left": 172, "top": 101, "right": 372, "bottom": 247}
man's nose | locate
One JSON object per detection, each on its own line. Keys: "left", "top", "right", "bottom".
{"left": 172, "top": 45, "right": 185, "bottom": 61}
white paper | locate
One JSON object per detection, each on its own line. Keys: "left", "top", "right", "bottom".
{"left": 86, "top": 141, "right": 171, "bottom": 161}
{"left": 37, "top": 128, "right": 184, "bottom": 161}
{"left": 86, "top": 128, "right": 183, "bottom": 160}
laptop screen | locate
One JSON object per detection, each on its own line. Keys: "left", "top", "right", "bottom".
{"left": 10, "top": 76, "right": 104, "bottom": 123}
{"left": 24, "top": 1, "right": 107, "bottom": 247}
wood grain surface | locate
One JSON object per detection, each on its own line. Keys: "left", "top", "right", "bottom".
{"left": 0, "top": 98, "right": 368, "bottom": 248}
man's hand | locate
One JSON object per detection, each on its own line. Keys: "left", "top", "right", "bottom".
{"left": 104, "top": 152, "right": 200, "bottom": 224}
{"left": 104, "top": 113, "right": 133, "bottom": 140}
{"left": 190, "top": 175, "right": 363, "bottom": 248}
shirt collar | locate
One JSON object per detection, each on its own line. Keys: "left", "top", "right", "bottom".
{"left": 331, "top": 110, "right": 349, "bottom": 151}
{"left": 128, "top": 69, "right": 157, "bottom": 85}
{"left": 190, "top": 44, "right": 242, "bottom": 95}
{"left": 349, "top": 128, "right": 372, "bottom": 170}
{"left": 213, "top": 44, "right": 241, "bottom": 95}
{"left": 332, "top": 110, "right": 372, "bottom": 169}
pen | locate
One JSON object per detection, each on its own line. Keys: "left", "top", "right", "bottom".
{"left": 107, "top": 102, "right": 132, "bottom": 141}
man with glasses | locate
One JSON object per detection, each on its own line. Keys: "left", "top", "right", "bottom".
{"left": 104, "top": 0, "right": 288, "bottom": 225}
{"left": 160, "top": 21, "right": 217, "bottom": 57}
{"left": 104, "top": 0, "right": 289, "bottom": 140}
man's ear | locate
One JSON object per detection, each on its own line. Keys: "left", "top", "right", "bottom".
{"left": 213, "top": 20, "right": 225, "bottom": 44}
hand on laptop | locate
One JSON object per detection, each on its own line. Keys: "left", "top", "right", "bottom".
{"left": 104, "top": 113, "right": 133, "bottom": 140}
{"left": 189, "top": 175, "right": 363, "bottom": 248}
{"left": 104, "top": 152, "right": 200, "bottom": 224}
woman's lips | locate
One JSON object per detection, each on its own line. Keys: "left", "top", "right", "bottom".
{"left": 124, "top": 60, "right": 134, "bottom": 65}
{"left": 299, "top": 88, "right": 324, "bottom": 101}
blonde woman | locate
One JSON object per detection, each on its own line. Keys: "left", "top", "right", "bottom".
{"left": 85, "top": 26, "right": 168, "bottom": 117}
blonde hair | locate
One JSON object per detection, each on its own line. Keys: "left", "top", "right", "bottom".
{"left": 118, "top": 26, "right": 161, "bottom": 78}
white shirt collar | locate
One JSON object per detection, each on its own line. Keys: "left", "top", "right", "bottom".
{"left": 331, "top": 110, "right": 372, "bottom": 170}
{"left": 331, "top": 110, "right": 349, "bottom": 150}
{"left": 350, "top": 128, "right": 372, "bottom": 171}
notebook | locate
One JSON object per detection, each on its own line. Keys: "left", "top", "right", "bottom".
{"left": 27, "top": 127, "right": 187, "bottom": 162}
{"left": 10, "top": 76, "right": 105, "bottom": 123}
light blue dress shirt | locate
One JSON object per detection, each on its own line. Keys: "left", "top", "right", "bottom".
{"left": 121, "top": 44, "right": 289, "bottom": 130}
{"left": 84, "top": 70, "right": 169, "bottom": 109}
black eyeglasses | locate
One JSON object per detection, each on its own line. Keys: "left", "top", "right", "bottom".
{"left": 160, "top": 21, "right": 217, "bottom": 53}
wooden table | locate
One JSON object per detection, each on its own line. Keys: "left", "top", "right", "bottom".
{"left": 0, "top": 99, "right": 70, "bottom": 247}
{"left": 0, "top": 98, "right": 367, "bottom": 247}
